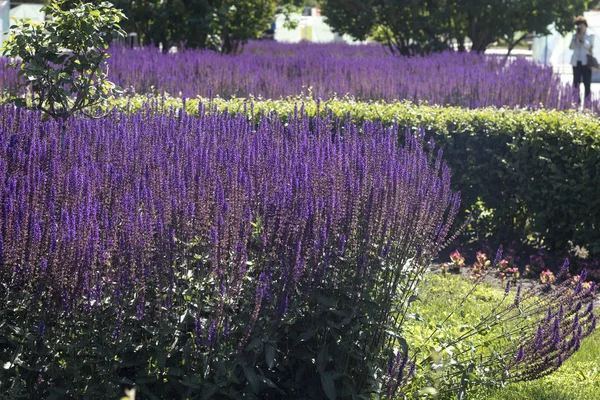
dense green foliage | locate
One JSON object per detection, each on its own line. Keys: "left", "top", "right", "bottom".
{"left": 108, "top": 96, "right": 600, "bottom": 258}
{"left": 105, "top": 0, "right": 301, "bottom": 53}
{"left": 1, "top": 1, "right": 125, "bottom": 121}
{"left": 321, "top": 0, "right": 589, "bottom": 54}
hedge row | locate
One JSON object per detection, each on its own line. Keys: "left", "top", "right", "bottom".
{"left": 107, "top": 95, "right": 600, "bottom": 256}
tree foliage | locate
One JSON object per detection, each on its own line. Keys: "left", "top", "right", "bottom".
{"left": 321, "top": 0, "right": 590, "bottom": 54}
{"left": 1, "top": 1, "right": 126, "bottom": 121}
{"left": 111, "top": 0, "right": 302, "bottom": 53}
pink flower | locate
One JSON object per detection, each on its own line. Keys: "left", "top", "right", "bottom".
{"left": 540, "top": 270, "right": 556, "bottom": 285}
{"left": 449, "top": 249, "right": 465, "bottom": 268}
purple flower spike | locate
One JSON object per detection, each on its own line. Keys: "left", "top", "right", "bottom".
{"left": 36, "top": 322, "right": 46, "bottom": 338}
{"left": 559, "top": 258, "right": 570, "bottom": 276}
{"left": 338, "top": 233, "right": 346, "bottom": 255}
{"left": 208, "top": 320, "right": 216, "bottom": 347}
{"left": 585, "top": 301, "right": 594, "bottom": 315}
{"left": 515, "top": 347, "right": 525, "bottom": 363}
{"left": 545, "top": 307, "right": 553, "bottom": 323}
{"left": 494, "top": 245, "right": 503, "bottom": 266}
{"left": 514, "top": 285, "right": 521, "bottom": 306}
{"left": 534, "top": 325, "right": 544, "bottom": 349}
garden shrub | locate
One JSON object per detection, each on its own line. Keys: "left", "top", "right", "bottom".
{"left": 109, "top": 96, "right": 600, "bottom": 259}
{"left": 0, "top": 105, "right": 461, "bottom": 398}
{"left": 1, "top": 1, "right": 125, "bottom": 121}
{"left": 0, "top": 104, "right": 596, "bottom": 399}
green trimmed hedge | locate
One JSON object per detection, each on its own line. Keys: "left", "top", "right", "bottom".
{"left": 108, "top": 95, "right": 600, "bottom": 256}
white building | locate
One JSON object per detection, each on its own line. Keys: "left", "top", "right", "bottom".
{"left": 274, "top": 7, "right": 364, "bottom": 44}
{"left": 1, "top": 1, "right": 45, "bottom": 47}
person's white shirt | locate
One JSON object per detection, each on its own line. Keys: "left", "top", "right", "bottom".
{"left": 570, "top": 31, "right": 594, "bottom": 66}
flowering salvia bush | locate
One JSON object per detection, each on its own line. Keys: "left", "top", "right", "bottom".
{"left": 0, "top": 41, "right": 584, "bottom": 110}
{"left": 0, "top": 104, "right": 596, "bottom": 398}
{"left": 0, "top": 104, "right": 462, "bottom": 398}
{"left": 108, "top": 43, "right": 581, "bottom": 109}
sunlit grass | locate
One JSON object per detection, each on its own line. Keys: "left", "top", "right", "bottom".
{"left": 410, "top": 274, "right": 599, "bottom": 399}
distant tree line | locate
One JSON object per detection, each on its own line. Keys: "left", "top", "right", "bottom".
{"left": 321, "top": 0, "right": 590, "bottom": 55}
{"left": 30, "top": 0, "right": 592, "bottom": 55}
{"left": 56, "top": 0, "right": 303, "bottom": 53}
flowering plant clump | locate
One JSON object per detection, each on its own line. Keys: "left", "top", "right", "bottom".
{"left": 441, "top": 249, "right": 465, "bottom": 274}
{"left": 0, "top": 104, "right": 596, "bottom": 398}
{"left": 0, "top": 41, "right": 584, "bottom": 111}
{"left": 0, "top": 104, "right": 463, "bottom": 398}
{"left": 526, "top": 250, "right": 546, "bottom": 277}
{"left": 572, "top": 274, "right": 593, "bottom": 292}
{"left": 540, "top": 269, "right": 557, "bottom": 285}
{"left": 568, "top": 240, "right": 590, "bottom": 260}
{"left": 471, "top": 251, "right": 491, "bottom": 279}
{"left": 497, "top": 257, "right": 520, "bottom": 281}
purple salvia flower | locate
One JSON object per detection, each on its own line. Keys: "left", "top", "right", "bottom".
{"left": 572, "top": 313, "right": 580, "bottom": 330}
{"left": 224, "top": 319, "right": 231, "bottom": 339}
{"left": 555, "top": 355, "right": 563, "bottom": 368}
{"left": 514, "top": 347, "right": 524, "bottom": 363}
{"left": 545, "top": 307, "right": 553, "bottom": 323}
{"left": 387, "top": 354, "right": 395, "bottom": 376}
{"left": 136, "top": 300, "right": 144, "bottom": 321}
{"left": 514, "top": 285, "right": 521, "bottom": 306}
{"left": 559, "top": 258, "right": 570, "bottom": 276}
{"left": 408, "top": 362, "right": 416, "bottom": 378}
{"left": 338, "top": 233, "right": 346, "bottom": 255}
{"left": 551, "top": 317, "right": 561, "bottom": 348}
{"left": 36, "top": 322, "right": 46, "bottom": 338}
{"left": 208, "top": 320, "right": 216, "bottom": 347}
{"left": 494, "top": 244, "right": 503, "bottom": 266}
{"left": 574, "top": 279, "right": 583, "bottom": 295}
{"left": 588, "top": 316, "right": 597, "bottom": 334}
{"left": 585, "top": 301, "right": 594, "bottom": 315}
{"left": 534, "top": 325, "right": 544, "bottom": 349}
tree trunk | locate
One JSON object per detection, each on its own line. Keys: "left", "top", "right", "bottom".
{"left": 467, "top": 13, "right": 493, "bottom": 53}
{"left": 469, "top": 27, "right": 493, "bottom": 53}
{"left": 457, "top": 36, "right": 466, "bottom": 52}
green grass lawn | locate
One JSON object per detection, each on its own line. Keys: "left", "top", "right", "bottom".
{"left": 485, "top": 329, "right": 600, "bottom": 400}
{"left": 408, "top": 274, "right": 600, "bottom": 400}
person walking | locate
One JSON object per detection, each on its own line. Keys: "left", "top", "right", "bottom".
{"left": 570, "top": 16, "right": 594, "bottom": 103}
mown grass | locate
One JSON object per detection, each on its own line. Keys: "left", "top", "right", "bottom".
{"left": 409, "top": 274, "right": 599, "bottom": 400}
{"left": 485, "top": 329, "right": 600, "bottom": 400}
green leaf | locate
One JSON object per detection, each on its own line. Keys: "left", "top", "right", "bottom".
{"left": 317, "top": 345, "right": 328, "bottom": 374}
{"left": 320, "top": 371, "right": 337, "bottom": 400}
{"left": 242, "top": 365, "right": 259, "bottom": 394}
{"left": 315, "top": 294, "right": 338, "bottom": 308}
{"left": 265, "top": 344, "right": 276, "bottom": 369}
{"left": 244, "top": 337, "right": 263, "bottom": 352}
{"left": 296, "top": 330, "right": 316, "bottom": 343}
